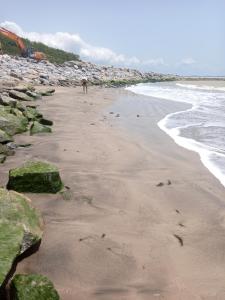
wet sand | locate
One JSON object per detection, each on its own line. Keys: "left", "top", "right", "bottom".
{"left": 1, "top": 86, "right": 225, "bottom": 300}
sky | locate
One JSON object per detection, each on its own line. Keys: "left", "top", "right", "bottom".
{"left": 0, "top": 0, "right": 225, "bottom": 76}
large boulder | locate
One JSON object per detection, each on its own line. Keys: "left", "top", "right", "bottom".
{"left": 30, "top": 121, "right": 51, "bottom": 135}
{"left": 10, "top": 274, "right": 60, "bottom": 300}
{"left": 0, "top": 189, "right": 43, "bottom": 288}
{"left": 9, "top": 91, "right": 34, "bottom": 102}
{"left": 7, "top": 161, "right": 63, "bottom": 193}
{"left": 0, "top": 108, "right": 28, "bottom": 135}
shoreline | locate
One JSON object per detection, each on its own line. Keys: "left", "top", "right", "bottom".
{"left": 126, "top": 80, "right": 225, "bottom": 188}
{"left": 1, "top": 86, "right": 225, "bottom": 299}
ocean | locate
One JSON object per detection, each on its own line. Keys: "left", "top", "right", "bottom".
{"left": 126, "top": 81, "right": 225, "bottom": 187}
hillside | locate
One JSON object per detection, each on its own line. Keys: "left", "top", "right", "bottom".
{"left": 0, "top": 34, "right": 80, "bottom": 64}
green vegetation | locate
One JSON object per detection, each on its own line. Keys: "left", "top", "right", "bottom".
{"left": 0, "top": 188, "right": 42, "bottom": 287}
{"left": 0, "top": 34, "right": 80, "bottom": 64}
{"left": 7, "top": 161, "right": 63, "bottom": 193}
{"left": 11, "top": 274, "right": 60, "bottom": 300}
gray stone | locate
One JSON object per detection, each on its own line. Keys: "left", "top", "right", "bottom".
{"left": 9, "top": 90, "right": 34, "bottom": 101}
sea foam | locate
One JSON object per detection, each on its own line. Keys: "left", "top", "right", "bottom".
{"left": 126, "top": 82, "right": 225, "bottom": 187}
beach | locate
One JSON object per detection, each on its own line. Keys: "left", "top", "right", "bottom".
{"left": 1, "top": 85, "right": 225, "bottom": 300}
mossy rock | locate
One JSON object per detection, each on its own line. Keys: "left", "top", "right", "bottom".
{"left": 0, "top": 129, "right": 13, "bottom": 143}
{"left": 9, "top": 91, "right": 34, "bottom": 102}
{"left": 16, "top": 102, "right": 26, "bottom": 112}
{"left": 0, "top": 154, "right": 6, "bottom": 163}
{"left": 11, "top": 274, "right": 60, "bottom": 300}
{"left": 0, "top": 109, "right": 28, "bottom": 135}
{"left": 30, "top": 121, "right": 52, "bottom": 135}
{"left": 23, "top": 108, "right": 42, "bottom": 121}
{"left": 0, "top": 188, "right": 43, "bottom": 287}
{"left": 26, "top": 91, "right": 42, "bottom": 100}
{"left": 7, "top": 161, "right": 63, "bottom": 193}
{"left": 36, "top": 89, "right": 55, "bottom": 96}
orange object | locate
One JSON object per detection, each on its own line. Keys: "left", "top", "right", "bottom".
{"left": 0, "top": 27, "right": 46, "bottom": 61}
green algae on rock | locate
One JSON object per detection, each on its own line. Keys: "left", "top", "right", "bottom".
{"left": 0, "top": 189, "right": 43, "bottom": 288}
{"left": 23, "top": 107, "right": 43, "bottom": 121}
{"left": 0, "top": 108, "right": 28, "bottom": 135}
{"left": 7, "top": 161, "right": 63, "bottom": 193}
{"left": 11, "top": 274, "right": 60, "bottom": 300}
{"left": 0, "top": 128, "right": 13, "bottom": 143}
{"left": 30, "top": 121, "right": 52, "bottom": 135}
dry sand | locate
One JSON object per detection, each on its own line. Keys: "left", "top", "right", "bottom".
{"left": 1, "top": 86, "right": 225, "bottom": 300}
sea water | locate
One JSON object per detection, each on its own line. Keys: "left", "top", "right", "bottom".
{"left": 126, "top": 81, "right": 225, "bottom": 187}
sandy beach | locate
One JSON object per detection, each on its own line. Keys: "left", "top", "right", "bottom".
{"left": 1, "top": 86, "right": 225, "bottom": 300}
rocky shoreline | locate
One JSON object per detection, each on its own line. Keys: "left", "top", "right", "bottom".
{"left": 0, "top": 54, "right": 178, "bottom": 87}
{"left": 0, "top": 81, "right": 61, "bottom": 299}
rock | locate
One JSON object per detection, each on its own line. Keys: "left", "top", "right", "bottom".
{"left": 7, "top": 161, "right": 63, "bottom": 193}
{"left": 36, "top": 88, "right": 55, "bottom": 96}
{"left": 0, "top": 129, "right": 13, "bottom": 143}
{"left": 0, "top": 143, "right": 15, "bottom": 156}
{"left": 39, "top": 118, "right": 53, "bottom": 126}
{"left": 0, "top": 188, "right": 43, "bottom": 287}
{"left": 15, "top": 102, "right": 26, "bottom": 112}
{"left": 13, "top": 85, "right": 28, "bottom": 93}
{"left": 0, "top": 109, "right": 28, "bottom": 135}
{"left": 6, "top": 142, "right": 18, "bottom": 150}
{"left": 0, "top": 154, "right": 6, "bottom": 163}
{"left": 30, "top": 121, "right": 52, "bottom": 135}
{"left": 10, "top": 274, "right": 60, "bottom": 300}
{"left": 9, "top": 90, "right": 34, "bottom": 102}
{"left": 0, "top": 95, "right": 17, "bottom": 107}
{"left": 23, "top": 107, "right": 42, "bottom": 121}
{"left": 39, "top": 74, "right": 49, "bottom": 80}
{"left": 12, "top": 108, "right": 25, "bottom": 118}
{"left": 26, "top": 91, "right": 42, "bottom": 100}
{"left": 10, "top": 72, "right": 23, "bottom": 80}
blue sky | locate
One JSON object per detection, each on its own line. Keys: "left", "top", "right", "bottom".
{"left": 1, "top": 0, "right": 225, "bottom": 76}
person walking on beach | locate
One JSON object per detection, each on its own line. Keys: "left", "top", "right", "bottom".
{"left": 81, "top": 77, "right": 88, "bottom": 94}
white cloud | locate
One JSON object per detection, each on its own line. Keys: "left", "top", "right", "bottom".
{"left": 0, "top": 21, "right": 165, "bottom": 68}
{"left": 180, "top": 57, "right": 196, "bottom": 65}
{"left": 142, "top": 58, "right": 165, "bottom": 66}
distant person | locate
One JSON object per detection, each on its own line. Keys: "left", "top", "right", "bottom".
{"left": 81, "top": 77, "right": 88, "bottom": 94}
